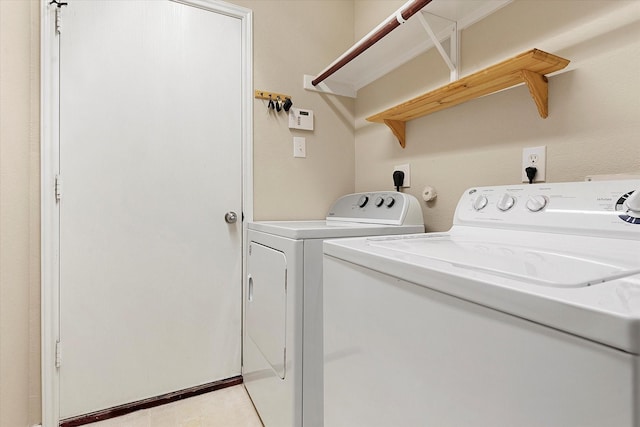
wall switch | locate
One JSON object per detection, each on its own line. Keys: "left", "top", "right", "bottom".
{"left": 393, "top": 163, "right": 411, "bottom": 188}
{"left": 522, "top": 146, "right": 546, "bottom": 183}
{"left": 293, "top": 137, "right": 306, "bottom": 158}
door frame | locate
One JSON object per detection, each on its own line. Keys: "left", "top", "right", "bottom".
{"left": 40, "top": 1, "right": 253, "bottom": 425}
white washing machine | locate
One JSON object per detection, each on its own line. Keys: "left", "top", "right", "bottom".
{"left": 243, "top": 191, "right": 424, "bottom": 427}
{"left": 323, "top": 180, "right": 640, "bottom": 427}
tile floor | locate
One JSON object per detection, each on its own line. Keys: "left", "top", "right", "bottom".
{"left": 85, "top": 385, "right": 263, "bottom": 427}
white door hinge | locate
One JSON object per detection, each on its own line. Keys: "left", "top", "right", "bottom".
{"left": 55, "top": 340, "right": 62, "bottom": 368}
{"left": 55, "top": 175, "right": 62, "bottom": 202}
{"left": 51, "top": 0, "right": 67, "bottom": 34}
{"left": 55, "top": 8, "right": 62, "bottom": 34}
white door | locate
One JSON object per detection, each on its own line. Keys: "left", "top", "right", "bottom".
{"left": 58, "top": 0, "right": 244, "bottom": 418}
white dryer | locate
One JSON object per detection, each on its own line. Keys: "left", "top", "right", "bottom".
{"left": 324, "top": 180, "right": 640, "bottom": 427}
{"left": 243, "top": 192, "right": 424, "bottom": 427}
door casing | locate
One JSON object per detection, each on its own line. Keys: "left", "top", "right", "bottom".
{"left": 39, "top": 1, "right": 253, "bottom": 425}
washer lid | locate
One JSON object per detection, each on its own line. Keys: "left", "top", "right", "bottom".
{"left": 367, "top": 232, "right": 640, "bottom": 288}
{"left": 323, "top": 229, "right": 640, "bottom": 354}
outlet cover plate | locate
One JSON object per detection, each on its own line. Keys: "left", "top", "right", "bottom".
{"left": 393, "top": 163, "right": 411, "bottom": 188}
{"left": 522, "top": 146, "right": 546, "bottom": 182}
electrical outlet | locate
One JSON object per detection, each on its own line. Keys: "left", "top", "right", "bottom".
{"left": 522, "top": 146, "right": 546, "bottom": 183}
{"left": 393, "top": 163, "right": 411, "bottom": 188}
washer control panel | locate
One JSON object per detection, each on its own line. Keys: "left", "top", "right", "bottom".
{"left": 456, "top": 180, "right": 640, "bottom": 238}
{"left": 326, "top": 191, "right": 423, "bottom": 226}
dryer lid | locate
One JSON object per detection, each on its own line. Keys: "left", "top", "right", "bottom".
{"left": 249, "top": 220, "right": 424, "bottom": 240}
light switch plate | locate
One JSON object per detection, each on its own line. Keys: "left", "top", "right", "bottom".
{"left": 293, "top": 137, "right": 306, "bottom": 158}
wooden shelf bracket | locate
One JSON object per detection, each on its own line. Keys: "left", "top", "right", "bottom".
{"left": 520, "top": 69, "right": 549, "bottom": 118}
{"left": 383, "top": 119, "right": 407, "bottom": 148}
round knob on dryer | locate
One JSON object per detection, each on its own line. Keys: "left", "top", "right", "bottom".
{"left": 496, "top": 194, "right": 515, "bottom": 211}
{"left": 472, "top": 195, "right": 488, "bottom": 211}
{"left": 526, "top": 195, "right": 548, "bottom": 212}
{"left": 357, "top": 195, "right": 369, "bottom": 208}
{"left": 374, "top": 196, "right": 384, "bottom": 207}
{"left": 385, "top": 196, "right": 395, "bottom": 207}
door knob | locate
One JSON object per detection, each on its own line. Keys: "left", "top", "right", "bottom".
{"left": 225, "top": 211, "right": 238, "bottom": 224}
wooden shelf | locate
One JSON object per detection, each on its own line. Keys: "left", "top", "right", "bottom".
{"left": 366, "top": 49, "right": 570, "bottom": 148}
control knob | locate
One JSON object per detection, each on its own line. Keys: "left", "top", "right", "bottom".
{"left": 357, "top": 195, "right": 369, "bottom": 208}
{"left": 496, "top": 193, "right": 515, "bottom": 211}
{"left": 385, "top": 196, "right": 395, "bottom": 207}
{"left": 616, "top": 189, "right": 640, "bottom": 224}
{"left": 526, "top": 195, "right": 548, "bottom": 212}
{"left": 374, "top": 196, "right": 384, "bottom": 207}
{"left": 472, "top": 195, "right": 488, "bottom": 211}
{"left": 625, "top": 190, "right": 640, "bottom": 212}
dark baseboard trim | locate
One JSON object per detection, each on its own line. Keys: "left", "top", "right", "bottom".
{"left": 60, "top": 375, "right": 243, "bottom": 427}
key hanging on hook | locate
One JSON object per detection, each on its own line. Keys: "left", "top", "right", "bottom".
{"left": 283, "top": 97, "right": 293, "bottom": 112}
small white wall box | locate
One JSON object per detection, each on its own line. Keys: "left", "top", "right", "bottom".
{"left": 288, "top": 108, "right": 314, "bottom": 131}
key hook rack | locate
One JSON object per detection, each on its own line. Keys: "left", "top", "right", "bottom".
{"left": 255, "top": 90, "right": 293, "bottom": 112}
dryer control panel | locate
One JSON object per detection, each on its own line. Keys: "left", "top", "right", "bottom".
{"left": 326, "top": 192, "right": 423, "bottom": 226}
{"left": 455, "top": 180, "right": 640, "bottom": 239}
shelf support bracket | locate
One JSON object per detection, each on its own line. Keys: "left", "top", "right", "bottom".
{"left": 417, "top": 12, "right": 459, "bottom": 81}
{"left": 520, "top": 69, "right": 549, "bottom": 118}
{"left": 383, "top": 119, "right": 406, "bottom": 148}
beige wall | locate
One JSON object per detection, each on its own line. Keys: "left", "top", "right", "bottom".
{"left": 354, "top": 0, "right": 640, "bottom": 232}
{"left": 0, "top": 0, "right": 41, "bottom": 426}
{"left": 233, "top": 0, "right": 355, "bottom": 220}
{"left": 354, "top": 0, "right": 404, "bottom": 40}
